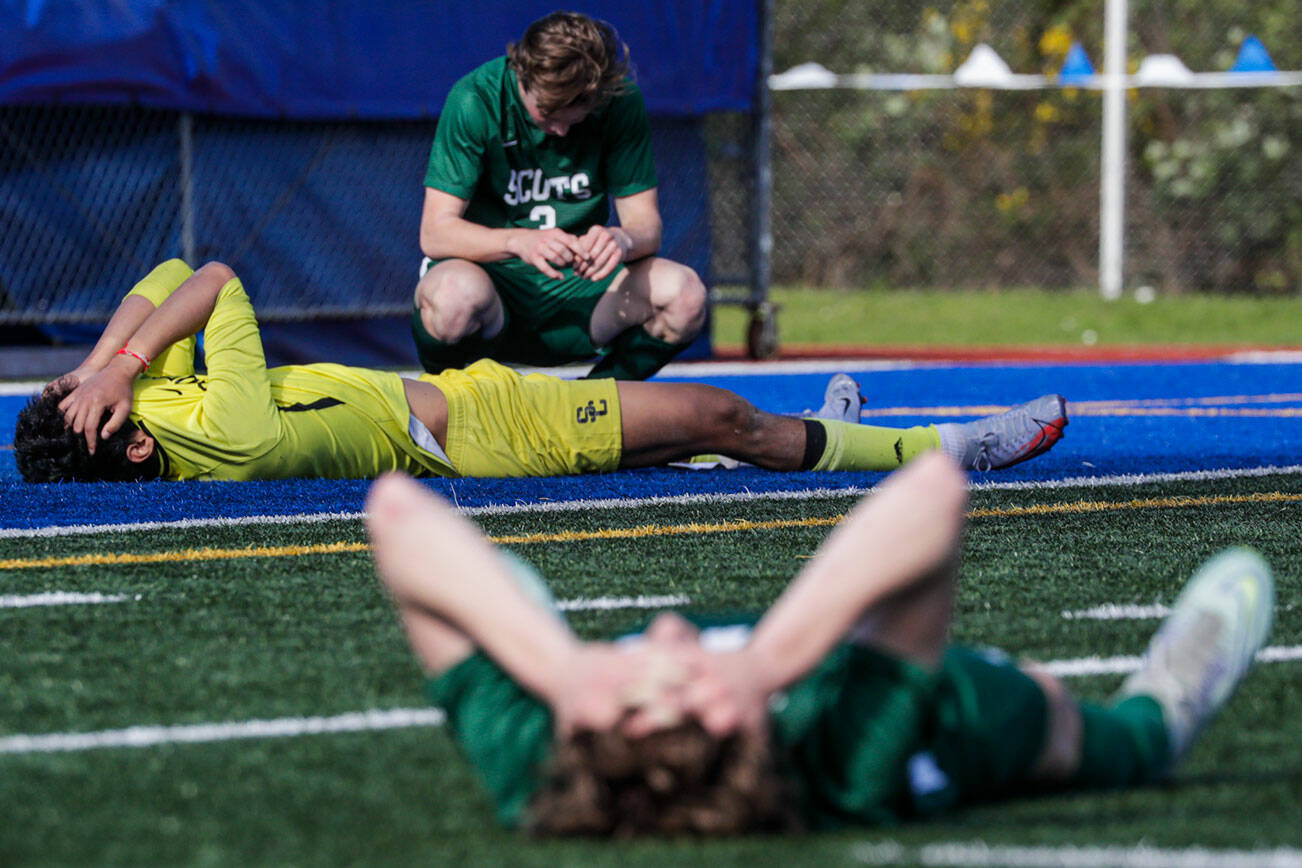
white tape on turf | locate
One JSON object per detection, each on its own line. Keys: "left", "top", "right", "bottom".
{"left": 4, "top": 464, "right": 1302, "bottom": 540}
{"left": 852, "top": 841, "right": 1302, "bottom": 867}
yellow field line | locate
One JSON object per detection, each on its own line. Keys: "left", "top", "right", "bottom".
{"left": 2, "top": 492, "right": 1299, "bottom": 571}
{"left": 969, "top": 491, "right": 1302, "bottom": 518}
{"left": 0, "top": 541, "right": 369, "bottom": 571}
{"left": 488, "top": 515, "right": 843, "bottom": 545}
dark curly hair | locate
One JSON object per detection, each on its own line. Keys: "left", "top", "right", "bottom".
{"left": 507, "top": 11, "right": 632, "bottom": 114}
{"left": 527, "top": 720, "right": 799, "bottom": 837}
{"left": 13, "top": 390, "right": 161, "bottom": 483}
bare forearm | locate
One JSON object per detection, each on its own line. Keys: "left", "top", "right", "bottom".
{"left": 383, "top": 503, "right": 581, "bottom": 702}
{"left": 123, "top": 264, "right": 229, "bottom": 361}
{"left": 77, "top": 295, "right": 159, "bottom": 372}
{"left": 744, "top": 538, "right": 895, "bottom": 693}
{"left": 612, "top": 218, "right": 660, "bottom": 262}
{"left": 420, "top": 215, "right": 527, "bottom": 263}
{"left": 745, "top": 454, "right": 969, "bottom": 692}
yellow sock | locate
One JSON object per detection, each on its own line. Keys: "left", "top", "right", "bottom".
{"left": 811, "top": 419, "right": 942, "bottom": 472}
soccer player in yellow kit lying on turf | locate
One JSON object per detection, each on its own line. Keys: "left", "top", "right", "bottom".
{"left": 14, "top": 260, "right": 1068, "bottom": 483}
{"left": 365, "top": 455, "right": 1275, "bottom": 835}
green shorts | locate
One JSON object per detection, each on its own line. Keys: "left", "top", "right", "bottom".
{"left": 413, "top": 256, "right": 626, "bottom": 370}
{"left": 774, "top": 644, "right": 1048, "bottom": 827}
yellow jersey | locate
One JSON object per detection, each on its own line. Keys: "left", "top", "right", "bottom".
{"left": 127, "top": 261, "right": 455, "bottom": 481}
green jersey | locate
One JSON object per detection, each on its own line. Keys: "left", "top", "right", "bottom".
{"left": 424, "top": 56, "right": 657, "bottom": 235}
{"left": 430, "top": 624, "right": 1048, "bottom": 829}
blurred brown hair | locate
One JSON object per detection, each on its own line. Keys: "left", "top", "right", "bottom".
{"left": 507, "top": 11, "right": 632, "bottom": 114}
{"left": 527, "top": 720, "right": 799, "bottom": 837}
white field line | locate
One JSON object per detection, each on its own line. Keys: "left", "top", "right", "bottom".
{"left": 1039, "top": 645, "right": 1302, "bottom": 678}
{"left": 557, "top": 594, "right": 690, "bottom": 612}
{"left": 7, "top": 351, "right": 1301, "bottom": 396}
{"left": 0, "top": 591, "right": 137, "bottom": 608}
{"left": 2, "top": 644, "right": 1299, "bottom": 757}
{"left": 0, "top": 708, "right": 446, "bottom": 755}
{"left": 1062, "top": 604, "right": 1172, "bottom": 620}
{"left": 852, "top": 841, "right": 1302, "bottom": 867}
{"left": 4, "top": 464, "right": 1302, "bottom": 541}
{"left": 1061, "top": 602, "right": 1294, "bottom": 621}
{"left": 0, "top": 591, "right": 683, "bottom": 613}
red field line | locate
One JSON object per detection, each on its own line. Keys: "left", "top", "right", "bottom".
{"left": 709, "top": 344, "right": 1301, "bottom": 363}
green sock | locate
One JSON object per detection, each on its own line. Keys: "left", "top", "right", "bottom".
{"left": 410, "top": 311, "right": 506, "bottom": 374}
{"left": 1070, "top": 695, "right": 1170, "bottom": 789}
{"left": 586, "top": 326, "right": 689, "bottom": 380}
{"left": 810, "top": 419, "right": 942, "bottom": 472}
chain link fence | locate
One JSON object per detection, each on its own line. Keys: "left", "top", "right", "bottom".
{"left": 768, "top": 0, "right": 1301, "bottom": 294}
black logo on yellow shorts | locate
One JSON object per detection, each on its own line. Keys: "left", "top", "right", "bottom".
{"left": 576, "top": 399, "right": 609, "bottom": 424}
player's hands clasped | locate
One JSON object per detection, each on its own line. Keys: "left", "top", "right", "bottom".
{"left": 508, "top": 228, "right": 588, "bottom": 281}
{"left": 574, "top": 225, "right": 631, "bottom": 281}
{"left": 57, "top": 354, "right": 139, "bottom": 454}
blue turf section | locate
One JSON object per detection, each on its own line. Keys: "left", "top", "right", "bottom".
{"left": 2, "top": 359, "right": 1299, "bottom": 531}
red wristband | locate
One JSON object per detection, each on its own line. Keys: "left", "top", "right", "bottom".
{"left": 116, "top": 347, "right": 151, "bottom": 372}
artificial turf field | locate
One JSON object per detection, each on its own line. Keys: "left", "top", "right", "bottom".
{"left": 2, "top": 356, "right": 1300, "bottom": 866}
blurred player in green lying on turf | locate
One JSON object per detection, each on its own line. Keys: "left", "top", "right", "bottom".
{"left": 14, "top": 259, "right": 1066, "bottom": 483}
{"left": 365, "top": 454, "right": 1274, "bottom": 835}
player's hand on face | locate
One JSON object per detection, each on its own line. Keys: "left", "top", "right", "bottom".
{"left": 575, "top": 225, "right": 631, "bottom": 281}
{"left": 57, "top": 356, "right": 138, "bottom": 454}
{"left": 512, "top": 228, "right": 586, "bottom": 281}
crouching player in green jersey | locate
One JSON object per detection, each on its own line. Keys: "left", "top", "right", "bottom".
{"left": 14, "top": 260, "right": 1065, "bottom": 483}
{"left": 365, "top": 454, "right": 1275, "bottom": 835}
{"left": 412, "top": 11, "right": 707, "bottom": 379}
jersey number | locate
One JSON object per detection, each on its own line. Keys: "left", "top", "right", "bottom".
{"left": 529, "top": 205, "right": 556, "bottom": 229}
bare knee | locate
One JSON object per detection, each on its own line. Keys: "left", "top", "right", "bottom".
{"left": 1024, "top": 666, "right": 1083, "bottom": 781}
{"left": 415, "top": 267, "right": 501, "bottom": 342}
{"left": 196, "top": 261, "right": 237, "bottom": 285}
{"left": 698, "top": 387, "right": 763, "bottom": 445}
{"left": 646, "top": 264, "right": 707, "bottom": 343}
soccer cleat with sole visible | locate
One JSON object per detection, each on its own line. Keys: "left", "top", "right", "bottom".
{"left": 935, "top": 394, "right": 1067, "bottom": 471}
{"left": 815, "top": 373, "right": 865, "bottom": 423}
{"left": 801, "top": 373, "right": 865, "bottom": 424}
{"left": 1116, "top": 547, "right": 1274, "bottom": 764}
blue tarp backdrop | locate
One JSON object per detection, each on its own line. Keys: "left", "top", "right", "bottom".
{"left": 1, "top": 2, "right": 760, "bottom": 366}
{"left": 0, "top": 1, "right": 760, "bottom": 117}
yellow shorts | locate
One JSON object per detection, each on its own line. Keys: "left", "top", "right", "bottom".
{"left": 423, "top": 359, "right": 623, "bottom": 478}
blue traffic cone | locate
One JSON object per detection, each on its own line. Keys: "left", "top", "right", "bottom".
{"left": 1058, "top": 41, "right": 1096, "bottom": 84}
{"left": 1230, "top": 35, "right": 1277, "bottom": 73}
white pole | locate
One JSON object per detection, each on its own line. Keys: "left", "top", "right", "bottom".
{"left": 1099, "top": 0, "right": 1128, "bottom": 300}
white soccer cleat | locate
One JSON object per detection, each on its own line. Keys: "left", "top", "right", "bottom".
{"left": 811, "top": 373, "right": 864, "bottom": 424}
{"left": 936, "top": 394, "right": 1067, "bottom": 471}
{"left": 1117, "top": 547, "right": 1275, "bottom": 764}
